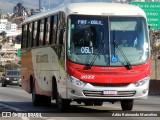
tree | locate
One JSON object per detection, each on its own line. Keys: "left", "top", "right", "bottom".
{"left": 150, "top": 30, "right": 160, "bottom": 59}
{"left": 12, "top": 3, "right": 29, "bottom": 21}
{"left": 15, "top": 34, "right": 22, "bottom": 44}
{"left": 0, "top": 31, "right": 7, "bottom": 38}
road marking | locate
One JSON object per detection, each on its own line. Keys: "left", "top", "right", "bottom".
{"left": 0, "top": 103, "right": 22, "bottom": 112}
{"left": 0, "top": 103, "right": 30, "bottom": 120}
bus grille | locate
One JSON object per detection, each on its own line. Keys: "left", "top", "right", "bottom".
{"left": 83, "top": 90, "right": 136, "bottom": 97}
{"left": 90, "top": 83, "right": 129, "bottom": 87}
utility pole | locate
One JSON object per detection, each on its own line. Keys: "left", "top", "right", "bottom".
{"left": 0, "top": 9, "right": 3, "bottom": 19}
{"left": 39, "top": 0, "right": 41, "bottom": 12}
{"left": 49, "top": 0, "right": 50, "bottom": 10}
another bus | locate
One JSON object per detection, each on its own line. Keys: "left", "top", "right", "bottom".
{"left": 21, "top": 2, "right": 150, "bottom": 111}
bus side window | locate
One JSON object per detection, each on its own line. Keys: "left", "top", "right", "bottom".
{"left": 28, "top": 23, "right": 33, "bottom": 48}
{"left": 36, "top": 20, "right": 40, "bottom": 47}
{"left": 31, "top": 22, "right": 34, "bottom": 47}
{"left": 43, "top": 17, "right": 47, "bottom": 46}
{"left": 49, "top": 15, "right": 53, "bottom": 45}
{"left": 26, "top": 24, "right": 29, "bottom": 48}
{"left": 50, "top": 14, "right": 58, "bottom": 45}
{"left": 22, "top": 25, "right": 24, "bottom": 48}
{"left": 44, "top": 17, "right": 50, "bottom": 45}
{"left": 22, "top": 24, "right": 27, "bottom": 48}
{"left": 33, "top": 21, "right": 37, "bottom": 47}
{"left": 54, "top": 15, "right": 58, "bottom": 44}
{"left": 39, "top": 19, "right": 44, "bottom": 46}
{"left": 57, "top": 12, "right": 66, "bottom": 45}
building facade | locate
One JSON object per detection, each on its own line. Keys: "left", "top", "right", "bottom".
{"left": 0, "top": 19, "right": 21, "bottom": 36}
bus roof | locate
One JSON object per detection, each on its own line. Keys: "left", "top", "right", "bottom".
{"left": 67, "top": 3, "right": 146, "bottom": 17}
{"left": 23, "top": 2, "right": 146, "bottom": 24}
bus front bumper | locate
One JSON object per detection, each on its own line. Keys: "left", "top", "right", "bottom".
{"left": 67, "top": 76, "right": 150, "bottom": 100}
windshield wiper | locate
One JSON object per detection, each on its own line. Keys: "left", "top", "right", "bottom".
{"left": 113, "top": 40, "right": 132, "bottom": 70}
{"left": 84, "top": 41, "right": 105, "bottom": 70}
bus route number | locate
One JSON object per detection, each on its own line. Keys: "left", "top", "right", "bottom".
{"left": 81, "top": 47, "right": 93, "bottom": 54}
{"left": 91, "top": 20, "right": 102, "bottom": 25}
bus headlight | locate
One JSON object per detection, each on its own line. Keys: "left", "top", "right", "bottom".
{"left": 6, "top": 78, "right": 10, "bottom": 80}
{"left": 70, "top": 76, "right": 86, "bottom": 87}
{"left": 134, "top": 77, "right": 149, "bottom": 87}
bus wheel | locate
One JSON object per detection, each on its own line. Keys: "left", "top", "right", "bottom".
{"left": 52, "top": 77, "right": 58, "bottom": 100}
{"left": 57, "top": 98, "right": 70, "bottom": 112}
{"left": 94, "top": 101, "right": 103, "bottom": 106}
{"left": 121, "top": 99, "right": 133, "bottom": 111}
{"left": 84, "top": 102, "right": 94, "bottom": 106}
{"left": 42, "top": 96, "right": 51, "bottom": 106}
{"left": 2, "top": 83, "right": 6, "bottom": 87}
{"left": 32, "top": 85, "right": 41, "bottom": 106}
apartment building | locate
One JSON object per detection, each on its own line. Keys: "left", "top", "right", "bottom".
{"left": 0, "top": 19, "right": 21, "bottom": 36}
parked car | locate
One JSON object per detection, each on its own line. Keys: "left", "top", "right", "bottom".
{"left": 18, "top": 78, "right": 21, "bottom": 87}
{"left": 1, "top": 70, "right": 21, "bottom": 87}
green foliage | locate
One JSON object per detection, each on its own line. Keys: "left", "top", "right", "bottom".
{"left": 150, "top": 30, "right": 160, "bottom": 59}
{"left": 6, "top": 14, "right": 22, "bottom": 26}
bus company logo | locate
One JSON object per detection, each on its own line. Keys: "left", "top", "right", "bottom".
{"left": 36, "top": 54, "right": 49, "bottom": 63}
{"left": 101, "top": 67, "right": 117, "bottom": 70}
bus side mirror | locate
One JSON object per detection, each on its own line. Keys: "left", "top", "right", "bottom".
{"left": 148, "top": 25, "right": 151, "bottom": 30}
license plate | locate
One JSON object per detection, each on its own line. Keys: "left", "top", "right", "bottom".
{"left": 103, "top": 90, "right": 117, "bottom": 95}
{"left": 12, "top": 81, "right": 18, "bottom": 83}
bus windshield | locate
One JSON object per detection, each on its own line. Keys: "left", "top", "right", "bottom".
{"left": 67, "top": 15, "right": 149, "bottom": 66}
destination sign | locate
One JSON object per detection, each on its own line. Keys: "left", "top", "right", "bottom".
{"left": 77, "top": 20, "right": 103, "bottom": 25}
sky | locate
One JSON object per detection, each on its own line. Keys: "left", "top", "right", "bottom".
{"left": 0, "top": 0, "right": 112, "bottom": 13}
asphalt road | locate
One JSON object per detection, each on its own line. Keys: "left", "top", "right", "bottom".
{"left": 0, "top": 83, "right": 160, "bottom": 120}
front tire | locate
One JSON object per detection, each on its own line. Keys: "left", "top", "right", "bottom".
{"left": 57, "top": 98, "right": 70, "bottom": 112}
{"left": 42, "top": 96, "right": 51, "bottom": 106}
{"left": 2, "top": 82, "right": 6, "bottom": 87}
{"left": 52, "top": 77, "right": 58, "bottom": 100}
{"left": 121, "top": 99, "right": 134, "bottom": 111}
{"left": 94, "top": 101, "right": 103, "bottom": 106}
{"left": 32, "top": 85, "right": 41, "bottom": 106}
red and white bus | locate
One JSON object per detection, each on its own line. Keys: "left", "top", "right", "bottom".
{"left": 21, "top": 2, "right": 150, "bottom": 111}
